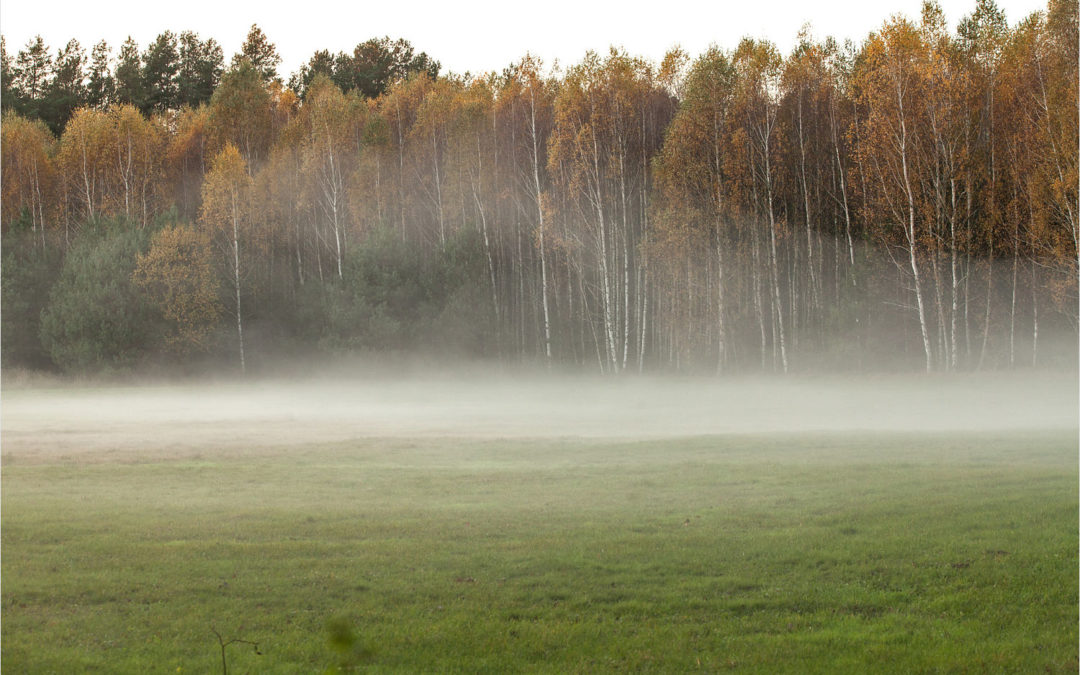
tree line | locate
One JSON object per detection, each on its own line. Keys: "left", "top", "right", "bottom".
{"left": 2, "top": 0, "right": 1076, "bottom": 375}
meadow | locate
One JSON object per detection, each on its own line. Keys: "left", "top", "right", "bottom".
{"left": 1, "top": 376, "right": 1077, "bottom": 672}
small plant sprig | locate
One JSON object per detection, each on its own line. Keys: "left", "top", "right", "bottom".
{"left": 210, "top": 625, "right": 261, "bottom": 675}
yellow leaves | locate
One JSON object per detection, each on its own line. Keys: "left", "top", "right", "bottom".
{"left": 268, "top": 79, "right": 299, "bottom": 130}
{"left": 111, "top": 104, "right": 167, "bottom": 218}
{"left": 658, "top": 47, "right": 689, "bottom": 98}
{"left": 133, "top": 224, "right": 221, "bottom": 352}
{"left": 549, "top": 50, "right": 662, "bottom": 182}
{"left": 654, "top": 49, "right": 739, "bottom": 217}
{"left": 57, "top": 108, "right": 111, "bottom": 216}
{"left": 55, "top": 105, "right": 166, "bottom": 224}
{"left": 200, "top": 144, "right": 252, "bottom": 239}
{"left": 411, "top": 77, "right": 455, "bottom": 146}
{"left": 302, "top": 76, "right": 354, "bottom": 154}
{"left": 733, "top": 38, "right": 783, "bottom": 97}
{"left": 1, "top": 112, "right": 56, "bottom": 228}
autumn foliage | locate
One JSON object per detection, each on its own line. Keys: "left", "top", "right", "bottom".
{"left": 133, "top": 224, "right": 220, "bottom": 352}
{"left": 2, "top": 2, "right": 1076, "bottom": 374}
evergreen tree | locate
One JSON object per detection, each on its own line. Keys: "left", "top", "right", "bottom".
{"left": 113, "top": 37, "right": 144, "bottom": 109}
{"left": 1, "top": 37, "right": 20, "bottom": 113}
{"left": 342, "top": 37, "right": 440, "bottom": 99}
{"left": 177, "top": 31, "right": 223, "bottom": 108}
{"left": 234, "top": 24, "right": 280, "bottom": 85}
{"left": 39, "top": 225, "right": 153, "bottom": 373}
{"left": 43, "top": 38, "right": 85, "bottom": 133}
{"left": 209, "top": 58, "right": 272, "bottom": 168}
{"left": 13, "top": 36, "right": 52, "bottom": 119}
{"left": 289, "top": 49, "right": 337, "bottom": 99}
{"left": 85, "top": 40, "right": 114, "bottom": 108}
{"left": 142, "top": 31, "right": 180, "bottom": 114}
{"left": 291, "top": 37, "right": 440, "bottom": 100}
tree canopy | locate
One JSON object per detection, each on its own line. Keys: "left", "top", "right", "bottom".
{"left": 2, "top": 0, "right": 1076, "bottom": 375}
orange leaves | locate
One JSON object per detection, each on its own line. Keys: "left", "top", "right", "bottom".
{"left": 549, "top": 49, "right": 666, "bottom": 203}
{"left": 851, "top": 18, "right": 930, "bottom": 242}
{"left": 1, "top": 112, "right": 56, "bottom": 230}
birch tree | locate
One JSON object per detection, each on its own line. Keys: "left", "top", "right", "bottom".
{"left": 200, "top": 143, "right": 254, "bottom": 373}
{"left": 854, "top": 19, "right": 935, "bottom": 371}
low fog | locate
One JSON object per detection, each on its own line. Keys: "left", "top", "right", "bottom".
{"left": 2, "top": 369, "right": 1076, "bottom": 461}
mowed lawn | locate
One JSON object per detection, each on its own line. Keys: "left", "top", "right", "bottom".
{"left": 2, "top": 431, "right": 1076, "bottom": 673}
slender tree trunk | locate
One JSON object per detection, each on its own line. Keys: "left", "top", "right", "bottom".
{"left": 517, "top": 220, "right": 525, "bottom": 355}
{"left": 638, "top": 113, "right": 650, "bottom": 373}
{"left": 330, "top": 175, "right": 343, "bottom": 280}
{"left": 528, "top": 90, "right": 552, "bottom": 364}
{"left": 835, "top": 140, "right": 855, "bottom": 273}
{"left": 978, "top": 252, "right": 993, "bottom": 370}
{"left": 591, "top": 132, "right": 618, "bottom": 372}
{"left": 751, "top": 191, "right": 767, "bottom": 370}
{"left": 932, "top": 247, "right": 947, "bottom": 370}
{"left": 949, "top": 184, "right": 959, "bottom": 371}
{"left": 432, "top": 131, "right": 445, "bottom": 246}
{"left": 81, "top": 133, "right": 95, "bottom": 221}
{"left": 715, "top": 225, "right": 726, "bottom": 375}
{"left": 117, "top": 132, "right": 132, "bottom": 220}
{"left": 472, "top": 135, "right": 500, "bottom": 326}
{"left": 619, "top": 152, "right": 631, "bottom": 372}
{"left": 295, "top": 217, "right": 304, "bottom": 285}
{"left": 798, "top": 95, "right": 818, "bottom": 315}
{"left": 764, "top": 139, "right": 788, "bottom": 374}
{"left": 898, "top": 110, "right": 932, "bottom": 372}
{"left": 30, "top": 159, "right": 46, "bottom": 248}
{"left": 1031, "top": 260, "right": 1038, "bottom": 367}
{"left": 635, "top": 262, "right": 643, "bottom": 373}
{"left": 232, "top": 192, "right": 246, "bottom": 375}
{"left": 313, "top": 205, "right": 324, "bottom": 284}
{"left": 1009, "top": 222, "right": 1018, "bottom": 367}
{"left": 396, "top": 101, "right": 406, "bottom": 241}
{"left": 964, "top": 252, "right": 971, "bottom": 363}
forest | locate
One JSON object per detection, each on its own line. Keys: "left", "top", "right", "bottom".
{"left": 1, "top": 0, "right": 1076, "bottom": 375}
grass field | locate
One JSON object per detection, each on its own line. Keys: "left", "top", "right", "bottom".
{"left": 2, "top": 421, "right": 1077, "bottom": 673}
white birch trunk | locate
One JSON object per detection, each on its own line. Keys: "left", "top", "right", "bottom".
{"left": 898, "top": 107, "right": 932, "bottom": 372}
{"left": 232, "top": 191, "right": 246, "bottom": 375}
{"left": 529, "top": 89, "right": 552, "bottom": 364}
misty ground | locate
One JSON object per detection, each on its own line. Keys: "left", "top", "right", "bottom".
{"left": 1, "top": 370, "right": 1077, "bottom": 672}
{"left": 2, "top": 370, "right": 1076, "bottom": 460}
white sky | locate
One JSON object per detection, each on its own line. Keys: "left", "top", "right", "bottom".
{"left": 0, "top": 0, "right": 1052, "bottom": 80}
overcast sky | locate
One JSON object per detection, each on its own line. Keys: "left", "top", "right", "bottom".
{"left": 0, "top": 0, "right": 1052, "bottom": 79}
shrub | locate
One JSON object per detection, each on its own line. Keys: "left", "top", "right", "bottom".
{"left": 39, "top": 223, "right": 153, "bottom": 372}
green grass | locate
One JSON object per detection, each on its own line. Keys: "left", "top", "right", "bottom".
{"left": 2, "top": 431, "right": 1077, "bottom": 673}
